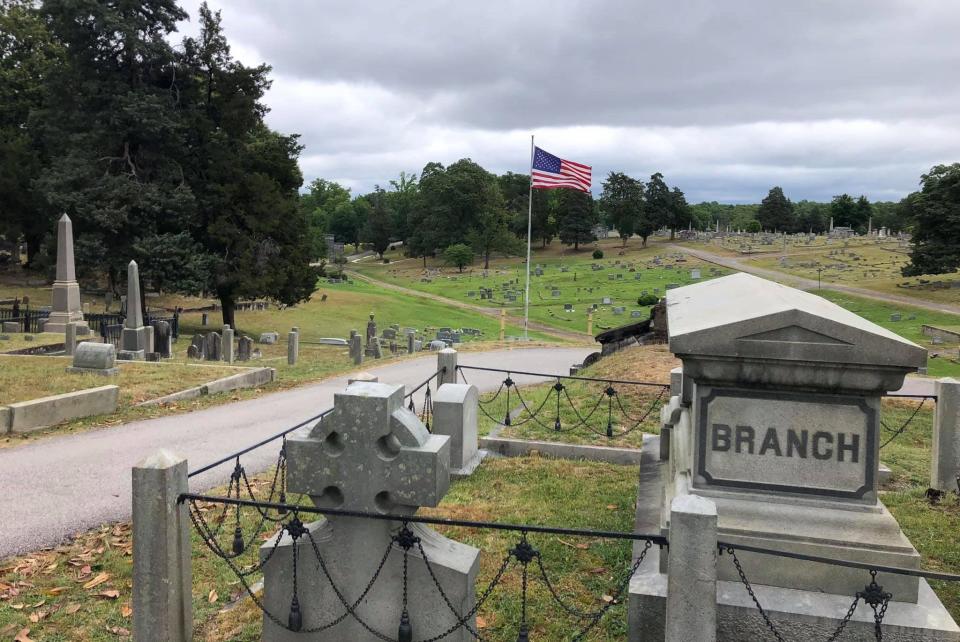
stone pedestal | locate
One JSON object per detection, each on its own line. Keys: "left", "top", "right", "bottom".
{"left": 433, "top": 383, "right": 482, "bottom": 477}
{"left": 222, "top": 325, "right": 234, "bottom": 364}
{"left": 437, "top": 348, "right": 458, "bottom": 385}
{"left": 287, "top": 327, "right": 299, "bottom": 365}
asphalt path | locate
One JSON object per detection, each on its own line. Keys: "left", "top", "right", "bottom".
{"left": 0, "top": 346, "right": 591, "bottom": 559}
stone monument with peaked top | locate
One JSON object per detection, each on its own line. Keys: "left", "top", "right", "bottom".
{"left": 45, "top": 214, "right": 89, "bottom": 335}
{"left": 260, "top": 382, "right": 479, "bottom": 641}
{"left": 630, "top": 273, "right": 959, "bottom": 640}
{"left": 118, "top": 260, "right": 149, "bottom": 360}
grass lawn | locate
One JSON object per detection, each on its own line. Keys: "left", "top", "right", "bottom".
{"left": 0, "top": 457, "right": 640, "bottom": 642}
{"left": 0, "top": 332, "right": 66, "bottom": 352}
{"left": 0, "top": 355, "right": 240, "bottom": 407}
{"left": 812, "top": 290, "right": 960, "bottom": 378}
{"left": 350, "top": 241, "right": 731, "bottom": 335}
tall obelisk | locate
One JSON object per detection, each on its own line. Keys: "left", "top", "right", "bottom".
{"left": 45, "top": 214, "right": 89, "bottom": 334}
{"left": 118, "top": 260, "right": 149, "bottom": 360}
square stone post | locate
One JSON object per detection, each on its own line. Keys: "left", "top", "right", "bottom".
{"left": 932, "top": 377, "right": 960, "bottom": 491}
{"left": 499, "top": 308, "right": 506, "bottom": 341}
{"left": 433, "top": 383, "right": 481, "bottom": 475}
{"left": 64, "top": 322, "right": 77, "bottom": 357}
{"left": 437, "top": 348, "right": 458, "bottom": 386}
{"left": 132, "top": 450, "right": 191, "bottom": 642}
{"left": 665, "top": 494, "right": 717, "bottom": 642}
{"left": 287, "top": 327, "right": 299, "bottom": 365}
{"left": 222, "top": 325, "right": 235, "bottom": 364}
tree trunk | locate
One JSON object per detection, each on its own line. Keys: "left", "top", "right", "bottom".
{"left": 484, "top": 250, "right": 490, "bottom": 269}
{"left": 622, "top": 235, "right": 628, "bottom": 247}
{"left": 642, "top": 235, "right": 648, "bottom": 247}
{"left": 669, "top": 228, "right": 675, "bottom": 240}
{"left": 219, "top": 291, "right": 236, "bottom": 329}
{"left": 23, "top": 232, "right": 43, "bottom": 268}
{"left": 422, "top": 255, "right": 427, "bottom": 268}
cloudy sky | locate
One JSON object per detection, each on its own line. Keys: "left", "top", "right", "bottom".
{"left": 175, "top": 1, "right": 959, "bottom": 203}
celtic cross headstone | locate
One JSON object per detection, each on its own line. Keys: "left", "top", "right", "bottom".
{"left": 261, "top": 382, "right": 479, "bottom": 641}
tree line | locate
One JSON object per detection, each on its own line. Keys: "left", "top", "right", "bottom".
{"left": 0, "top": 0, "right": 315, "bottom": 326}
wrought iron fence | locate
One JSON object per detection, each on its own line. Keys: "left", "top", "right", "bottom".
{"left": 456, "top": 365, "right": 669, "bottom": 440}
{"left": 718, "top": 539, "right": 960, "bottom": 642}
{"left": 0, "top": 307, "right": 50, "bottom": 333}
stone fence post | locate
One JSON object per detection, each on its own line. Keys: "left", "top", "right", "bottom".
{"left": 932, "top": 377, "right": 960, "bottom": 491}
{"left": 665, "top": 494, "right": 717, "bottom": 642}
{"left": 222, "top": 325, "right": 234, "bottom": 364}
{"left": 132, "top": 450, "right": 191, "bottom": 642}
{"left": 433, "top": 383, "right": 480, "bottom": 475}
{"left": 437, "top": 347, "right": 458, "bottom": 386}
{"left": 287, "top": 327, "right": 299, "bottom": 366}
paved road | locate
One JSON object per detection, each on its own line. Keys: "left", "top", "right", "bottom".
{"left": 672, "top": 244, "right": 960, "bottom": 316}
{"left": 0, "top": 347, "right": 591, "bottom": 559}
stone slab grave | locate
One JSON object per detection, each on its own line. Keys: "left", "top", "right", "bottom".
{"left": 66, "top": 342, "right": 120, "bottom": 376}
{"left": 261, "top": 382, "right": 480, "bottom": 641}
{"left": 630, "top": 273, "right": 959, "bottom": 640}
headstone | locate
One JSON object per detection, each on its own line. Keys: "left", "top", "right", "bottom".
{"left": 205, "top": 332, "right": 221, "bottom": 362}
{"left": 349, "top": 332, "right": 363, "bottom": 365}
{"left": 631, "top": 273, "right": 949, "bottom": 638}
{"left": 201, "top": 312, "right": 208, "bottom": 326}
{"left": 366, "top": 313, "right": 377, "bottom": 344}
{"left": 691, "top": 268, "right": 701, "bottom": 279}
{"left": 45, "top": 214, "right": 90, "bottom": 335}
{"left": 262, "top": 383, "right": 479, "bottom": 641}
{"left": 407, "top": 330, "right": 416, "bottom": 354}
{"left": 118, "top": 260, "right": 148, "bottom": 360}
{"left": 433, "top": 383, "right": 482, "bottom": 476}
{"left": 368, "top": 336, "right": 382, "bottom": 359}
{"left": 613, "top": 306, "right": 625, "bottom": 315}
{"left": 564, "top": 303, "right": 573, "bottom": 312}
{"left": 428, "top": 340, "right": 447, "bottom": 351}
{"left": 1, "top": 321, "right": 18, "bottom": 333}
{"left": 890, "top": 313, "right": 902, "bottom": 322}
{"left": 66, "top": 342, "right": 119, "bottom": 376}
{"left": 382, "top": 327, "right": 397, "bottom": 341}
{"left": 237, "top": 336, "right": 253, "bottom": 361}
{"left": 259, "top": 332, "right": 278, "bottom": 345}
{"left": 190, "top": 334, "right": 205, "bottom": 359}
{"left": 602, "top": 297, "right": 612, "bottom": 305}
{"left": 187, "top": 345, "right": 201, "bottom": 359}
{"left": 155, "top": 321, "right": 172, "bottom": 358}
{"left": 631, "top": 310, "right": 642, "bottom": 318}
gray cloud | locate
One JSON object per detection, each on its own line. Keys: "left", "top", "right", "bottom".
{"left": 175, "top": 0, "right": 960, "bottom": 202}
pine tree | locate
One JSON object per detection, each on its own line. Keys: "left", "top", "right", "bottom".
{"left": 557, "top": 190, "right": 597, "bottom": 250}
{"left": 903, "top": 164, "right": 960, "bottom": 276}
{"left": 757, "top": 186, "right": 795, "bottom": 231}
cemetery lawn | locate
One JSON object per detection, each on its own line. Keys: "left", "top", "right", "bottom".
{"left": 0, "top": 355, "right": 238, "bottom": 407}
{"left": 349, "top": 240, "right": 731, "bottom": 336}
{"left": 477, "top": 345, "right": 680, "bottom": 448}
{"left": 812, "top": 290, "right": 960, "bottom": 378}
{"left": 0, "top": 457, "right": 640, "bottom": 642}
{"left": 0, "top": 332, "right": 66, "bottom": 352}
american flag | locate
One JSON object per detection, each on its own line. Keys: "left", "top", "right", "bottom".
{"left": 531, "top": 146, "right": 591, "bottom": 192}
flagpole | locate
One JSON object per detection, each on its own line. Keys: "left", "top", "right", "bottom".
{"left": 524, "top": 135, "right": 534, "bottom": 341}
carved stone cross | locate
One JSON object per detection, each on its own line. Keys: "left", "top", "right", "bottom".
{"left": 262, "top": 382, "right": 479, "bottom": 641}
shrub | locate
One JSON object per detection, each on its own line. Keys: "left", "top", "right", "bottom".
{"left": 637, "top": 293, "right": 659, "bottom": 306}
{"left": 592, "top": 249, "right": 604, "bottom": 259}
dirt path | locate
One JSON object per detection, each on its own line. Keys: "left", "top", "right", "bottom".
{"left": 671, "top": 244, "right": 960, "bottom": 316}
{"left": 347, "top": 270, "right": 592, "bottom": 343}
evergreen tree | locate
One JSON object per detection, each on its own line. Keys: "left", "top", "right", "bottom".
{"left": 362, "top": 187, "right": 394, "bottom": 258}
{"left": 178, "top": 4, "right": 316, "bottom": 326}
{"left": 855, "top": 195, "right": 873, "bottom": 232}
{"left": 645, "top": 173, "right": 672, "bottom": 237}
{"left": 903, "top": 164, "right": 960, "bottom": 276}
{"left": 830, "top": 194, "right": 857, "bottom": 229}
{"left": 757, "top": 186, "right": 795, "bottom": 231}
{"left": 36, "top": 0, "right": 194, "bottom": 291}
{"left": 556, "top": 190, "right": 597, "bottom": 250}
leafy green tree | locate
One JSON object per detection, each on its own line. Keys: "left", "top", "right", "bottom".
{"left": 856, "top": 195, "right": 873, "bottom": 232}
{"left": 902, "top": 164, "right": 960, "bottom": 276}
{"left": 757, "top": 186, "right": 795, "bottom": 231}
{"left": 872, "top": 201, "right": 907, "bottom": 232}
{"left": 600, "top": 172, "right": 645, "bottom": 246}
{"left": 443, "top": 243, "right": 473, "bottom": 272}
{"left": 556, "top": 190, "right": 597, "bottom": 250}
{"left": 178, "top": 4, "right": 316, "bottom": 326}
{"left": 362, "top": 187, "right": 394, "bottom": 259}
{"left": 830, "top": 194, "right": 857, "bottom": 229}
{"left": 669, "top": 187, "right": 693, "bottom": 235}
{"left": 645, "top": 173, "right": 672, "bottom": 237}
{"left": 468, "top": 206, "right": 519, "bottom": 269}
{"left": 795, "top": 201, "right": 827, "bottom": 233}
{"left": 745, "top": 220, "right": 762, "bottom": 233}
{"left": 387, "top": 171, "right": 417, "bottom": 243}
{"left": 300, "top": 178, "right": 351, "bottom": 258}
{"left": 329, "top": 201, "right": 363, "bottom": 252}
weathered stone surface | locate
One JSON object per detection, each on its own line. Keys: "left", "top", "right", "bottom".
{"left": 263, "top": 382, "right": 479, "bottom": 641}
{"left": 118, "top": 260, "right": 148, "bottom": 360}
{"left": 1, "top": 321, "right": 18, "bottom": 333}
{"left": 437, "top": 348, "right": 458, "bottom": 386}
{"left": 67, "top": 342, "right": 118, "bottom": 375}
{"left": 132, "top": 450, "right": 191, "bottom": 642}
{"left": 932, "top": 377, "right": 960, "bottom": 491}
{"left": 155, "top": 321, "right": 172, "bottom": 359}
{"left": 45, "top": 214, "right": 89, "bottom": 334}
{"left": 237, "top": 336, "right": 253, "bottom": 361}
{"left": 433, "top": 384, "right": 479, "bottom": 473}
{"left": 8, "top": 385, "right": 119, "bottom": 433}
{"left": 665, "top": 494, "right": 717, "bottom": 642}
{"left": 64, "top": 322, "right": 78, "bottom": 356}
{"left": 259, "top": 332, "right": 278, "bottom": 344}
{"left": 287, "top": 328, "right": 299, "bottom": 365}
{"left": 317, "top": 337, "right": 348, "bottom": 346}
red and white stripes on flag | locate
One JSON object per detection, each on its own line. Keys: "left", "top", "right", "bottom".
{"left": 531, "top": 146, "right": 592, "bottom": 192}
